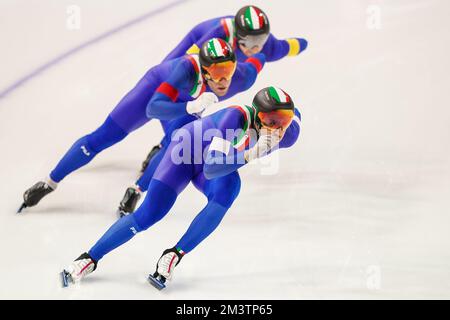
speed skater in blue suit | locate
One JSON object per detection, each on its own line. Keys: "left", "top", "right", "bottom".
{"left": 19, "top": 38, "right": 266, "bottom": 213}
{"left": 118, "top": 4, "right": 308, "bottom": 216}
{"left": 154, "top": 5, "right": 307, "bottom": 137}
{"left": 61, "top": 86, "right": 301, "bottom": 289}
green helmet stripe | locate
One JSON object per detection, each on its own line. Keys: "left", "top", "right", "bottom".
{"left": 244, "top": 7, "right": 254, "bottom": 30}
{"left": 244, "top": 6, "right": 262, "bottom": 30}
{"left": 268, "top": 86, "right": 281, "bottom": 103}
{"left": 268, "top": 86, "right": 290, "bottom": 103}
{"left": 207, "top": 39, "right": 219, "bottom": 57}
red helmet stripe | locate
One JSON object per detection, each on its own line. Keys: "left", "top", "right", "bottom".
{"left": 219, "top": 38, "right": 229, "bottom": 55}
{"left": 253, "top": 7, "right": 265, "bottom": 28}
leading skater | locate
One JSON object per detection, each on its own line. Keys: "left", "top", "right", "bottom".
{"left": 19, "top": 38, "right": 266, "bottom": 212}
{"left": 118, "top": 4, "right": 308, "bottom": 215}
{"left": 61, "top": 86, "right": 301, "bottom": 289}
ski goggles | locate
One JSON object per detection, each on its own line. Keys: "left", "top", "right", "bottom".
{"left": 238, "top": 34, "right": 269, "bottom": 50}
{"left": 258, "top": 109, "right": 294, "bottom": 130}
{"left": 202, "top": 60, "right": 237, "bottom": 83}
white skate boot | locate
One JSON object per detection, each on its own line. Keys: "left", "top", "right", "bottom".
{"left": 148, "top": 247, "right": 184, "bottom": 290}
{"left": 61, "top": 252, "right": 97, "bottom": 287}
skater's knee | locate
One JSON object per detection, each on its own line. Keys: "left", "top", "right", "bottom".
{"left": 133, "top": 209, "right": 162, "bottom": 231}
{"left": 203, "top": 201, "right": 229, "bottom": 226}
{"left": 86, "top": 116, "right": 128, "bottom": 153}
{"left": 133, "top": 202, "right": 167, "bottom": 231}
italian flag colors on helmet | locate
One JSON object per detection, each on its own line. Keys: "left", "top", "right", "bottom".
{"left": 244, "top": 6, "right": 265, "bottom": 30}
{"left": 206, "top": 38, "right": 229, "bottom": 58}
{"left": 269, "top": 87, "right": 291, "bottom": 103}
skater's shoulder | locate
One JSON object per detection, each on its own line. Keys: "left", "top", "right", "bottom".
{"left": 162, "top": 55, "right": 200, "bottom": 89}
{"left": 211, "top": 105, "right": 252, "bottom": 129}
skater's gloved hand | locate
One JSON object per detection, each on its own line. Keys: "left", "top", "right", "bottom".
{"left": 244, "top": 128, "right": 283, "bottom": 163}
{"left": 186, "top": 92, "right": 218, "bottom": 117}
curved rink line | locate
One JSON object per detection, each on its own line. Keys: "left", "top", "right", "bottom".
{"left": 0, "top": 0, "right": 190, "bottom": 100}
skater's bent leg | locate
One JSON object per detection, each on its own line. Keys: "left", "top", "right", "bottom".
{"left": 49, "top": 116, "right": 127, "bottom": 182}
{"left": 88, "top": 214, "right": 141, "bottom": 262}
{"left": 175, "top": 201, "right": 228, "bottom": 253}
{"left": 176, "top": 172, "right": 241, "bottom": 253}
{"left": 89, "top": 140, "right": 193, "bottom": 261}
{"left": 50, "top": 74, "right": 158, "bottom": 183}
{"left": 89, "top": 179, "right": 178, "bottom": 261}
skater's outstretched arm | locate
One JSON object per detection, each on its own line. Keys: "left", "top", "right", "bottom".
{"left": 238, "top": 53, "right": 266, "bottom": 90}
{"left": 262, "top": 34, "right": 308, "bottom": 62}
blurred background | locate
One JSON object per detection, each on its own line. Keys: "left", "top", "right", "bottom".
{"left": 0, "top": 0, "right": 449, "bottom": 299}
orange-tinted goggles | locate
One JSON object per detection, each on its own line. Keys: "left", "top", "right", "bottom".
{"left": 258, "top": 109, "right": 294, "bottom": 130}
{"left": 203, "top": 61, "right": 237, "bottom": 82}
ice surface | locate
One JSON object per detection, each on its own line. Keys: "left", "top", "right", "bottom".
{"left": 0, "top": 0, "right": 449, "bottom": 299}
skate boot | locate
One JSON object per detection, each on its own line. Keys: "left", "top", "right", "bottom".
{"left": 139, "top": 144, "right": 161, "bottom": 175}
{"left": 18, "top": 180, "right": 57, "bottom": 213}
{"left": 61, "top": 252, "right": 97, "bottom": 287}
{"left": 148, "top": 247, "right": 184, "bottom": 290}
{"left": 117, "top": 186, "right": 142, "bottom": 218}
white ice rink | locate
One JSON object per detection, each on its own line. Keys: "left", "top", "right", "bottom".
{"left": 0, "top": 0, "right": 449, "bottom": 299}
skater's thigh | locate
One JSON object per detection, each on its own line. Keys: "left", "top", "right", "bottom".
{"left": 191, "top": 172, "right": 209, "bottom": 195}
{"left": 193, "top": 171, "right": 241, "bottom": 207}
{"left": 152, "top": 142, "right": 194, "bottom": 195}
{"left": 109, "top": 76, "right": 158, "bottom": 133}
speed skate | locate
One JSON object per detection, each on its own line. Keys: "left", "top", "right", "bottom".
{"left": 147, "top": 273, "right": 167, "bottom": 290}
{"left": 61, "top": 270, "right": 72, "bottom": 288}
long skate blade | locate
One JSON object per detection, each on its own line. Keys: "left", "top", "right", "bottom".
{"left": 61, "top": 270, "right": 71, "bottom": 288}
{"left": 17, "top": 203, "right": 27, "bottom": 213}
{"left": 147, "top": 274, "right": 166, "bottom": 290}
